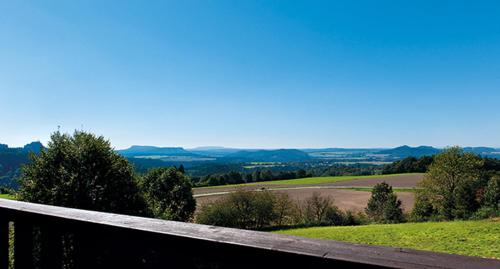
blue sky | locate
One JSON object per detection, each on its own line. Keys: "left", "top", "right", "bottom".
{"left": 1, "top": 1, "right": 499, "bottom": 149}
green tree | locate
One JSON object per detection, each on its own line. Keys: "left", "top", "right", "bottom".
{"left": 365, "top": 182, "right": 404, "bottom": 223}
{"left": 302, "top": 192, "right": 334, "bottom": 224}
{"left": 411, "top": 191, "right": 436, "bottom": 221}
{"left": 482, "top": 176, "right": 500, "bottom": 209}
{"left": 419, "top": 147, "right": 484, "bottom": 219}
{"left": 19, "top": 131, "right": 148, "bottom": 216}
{"left": 141, "top": 167, "right": 196, "bottom": 221}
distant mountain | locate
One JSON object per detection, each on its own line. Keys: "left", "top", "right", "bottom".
{"left": 223, "top": 149, "right": 311, "bottom": 162}
{"left": 187, "top": 147, "right": 242, "bottom": 157}
{"left": 23, "top": 141, "right": 44, "bottom": 154}
{"left": 0, "top": 141, "right": 44, "bottom": 188}
{"left": 117, "top": 146, "right": 199, "bottom": 157}
{"left": 302, "top": 148, "right": 384, "bottom": 153}
{"left": 463, "top": 147, "right": 498, "bottom": 155}
{"left": 377, "top": 146, "right": 441, "bottom": 158}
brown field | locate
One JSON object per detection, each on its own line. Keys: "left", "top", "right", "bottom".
{"left": 194, "top": 174, "right": 423, "bottom": 212}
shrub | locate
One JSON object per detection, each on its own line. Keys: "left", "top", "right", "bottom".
{"left": 302, "top": 192, "right": 335, "bottom": 225}
{"left": 366, "top": 182, "right": 404, "bottom": 223}
{"left": 482, "top": 176, "right": 500, "bottom": 209}
{"left": 196, "top": 190, "right": 279, "bottom": 229}
{"left": 140, "top": 167, "right": 196, "bottom": 221}
{"left": 196, "top": 190, "right": 363, "bottom": 229}
{"left": 273, "top": 192, "right": 298, "bottom": 226}
{"left": 411, "top": 191, "right": 436, "bottom": 222}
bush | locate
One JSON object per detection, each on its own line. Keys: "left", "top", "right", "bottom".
{"left": 411, "top": 191, "right": 436, "bottom": 222}
{"left": 140, "top": 167, "right": 196, "bottom": 221}
{"left": 365, "top": 182, "right": 404, "bottom": 223}
{"left": 471, "top": 207, "right": 500, "bottom": 220}
{"left": 196, "top": 190, "right": 279, "bottom": 229}
{"left": 482, "top": 176, "right": 500, "bottom": 209}
{"left": 196, "top": 190, "right": 364, "bottom": 229}
{"left": 302, "top": 192, "right": 335, "bottom": 225}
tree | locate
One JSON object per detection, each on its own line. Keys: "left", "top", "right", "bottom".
{"left": 141, "top": 167, "right": 196, "bottom": 221}
{"left": 411, "top": 190, "right": 436, "bottom": 221}
{"left": 302, "top": 192, "right": 335, "bottom": 224}
{"left": 273, "top": 192, "right": 297, "bottom": 226}
{"left": 19, "top": 131, "right": 148, "bottom": 216}
{"left": 482, "top": 176, "right": 500, "bottom": 209}
{"left": 178, "top": 164, "right": 185, "bottom": 174}
{"left": 418, "top": 147, "right": 484, "bottom": 219}
{"left": 365, "top": 182, "right": 404, "bottom": 223}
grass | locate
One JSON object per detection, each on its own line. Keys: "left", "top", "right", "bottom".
{"left": 0, "top": 194, "right": 16, "bottom": 200}
{"left": 275, "top": 219, "right": 500, "bottom": 259}
{"left": 195, "top": 173, "right": 421, "bottom": 189}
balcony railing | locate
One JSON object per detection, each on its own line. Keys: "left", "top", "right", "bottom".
{"left": 0, "top": 198, "right": 498, "bottom": 269}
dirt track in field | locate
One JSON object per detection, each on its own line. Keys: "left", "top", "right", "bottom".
{"left": 193, "top": 174, "right": 423, "bottom": 212}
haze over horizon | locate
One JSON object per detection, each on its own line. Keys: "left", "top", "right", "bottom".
{"left": 2, "top": 138, "right": 499, "bottom": 151}
{"left": 2, "top": 1, "right": 500, "bottom": 149}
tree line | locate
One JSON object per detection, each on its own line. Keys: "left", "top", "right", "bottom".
{"left": 191, "top": 169, "right": 312, "bottom": 186}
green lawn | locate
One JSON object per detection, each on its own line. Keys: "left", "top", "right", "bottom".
{"left": 275, "top": 219, "right": 500, "bottom": 259}
{"left": 0, "top": 194, "right": 15, "bottom": 200}
{"left": 196, "top": 173, "right": 420, "bottom": 189}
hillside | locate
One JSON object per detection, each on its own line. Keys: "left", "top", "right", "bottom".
{"left": 117, "top": 145, "right": 200, "bottom": 157}
{"left": 275, "top": 219, "right": 500, "bottom": 259}
{"left": 223, "top": 149, "right": 311, "bottom": 162}
{"left": 0, "top": 142, "right": 44, "bottom": 188}
{"left": 377, "top": 145, "right": 441, "bottom": 157}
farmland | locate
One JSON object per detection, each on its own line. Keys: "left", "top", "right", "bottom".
{"left": 194, "top": 173, "right": 423, "bottom": 212}
{"left": 275, "top": 219, "right": 500, "bottom": 259}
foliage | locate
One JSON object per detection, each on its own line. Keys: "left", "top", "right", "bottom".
{"left": 417, "top": 147, "right": 484, "bottom": 220}
{"left": 410, "top": 190, "right": 437, "bottom": 222}
{"left": 482, "top": 176, "right": 500, "bottom": 209}
{"left": 140, "top": 167, "right": 196, "bottom": 221}
{"left": 18, "top": 131, "right": 148, "bottom": 216}
{"left": 196, "top": 190, "right": 279, "bottom": 229}
{"left": 365, "top": 182, "right": 404, "bottom": 223}
{"left": 196, "top": 190, "right": 363, "bottom": 229}
{"left": 194, "top": 169, "right": 312, "bottom": 187}
{"left": 382, "top": 156, "right": 433, "bottom": 174}
{"left": 275, "top": 219, "right": 500, "bottom": 259}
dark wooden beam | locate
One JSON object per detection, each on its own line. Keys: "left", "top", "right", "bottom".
{"left": 0, "top": 218, "right": 8, "bottom": 269}
{"left": 40, "top": 223, "right": 63, "bottom": 269}
{"left": 0, "top": 198, "right": 499, "bottom": 269}
{"left": 14, "top": 221, "right": 34, "bottom": 269}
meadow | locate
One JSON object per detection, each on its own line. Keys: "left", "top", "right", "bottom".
{"left": 275, "top": 219, "right": 500, "bottom": 259}
{"left": 195, "top": 173, "right": 421, "bottom": 189}
{"left": 0, "top": 194, "right": 15, "bottom": 200}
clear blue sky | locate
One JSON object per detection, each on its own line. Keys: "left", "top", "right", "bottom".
{"left": 1, "top": 1, "right": 499, "bottom": 149}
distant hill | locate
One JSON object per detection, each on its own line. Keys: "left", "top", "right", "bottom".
{"left": 188, "top": 147, "right": 243, "bottom": 157}
{"left": 377, "top": 146, "right": 441, "bottom": 158}
{"left": 0, "top": 141, "right": 44, "bottom": 188}
{"left": 302, "top": 148, "right": 384, "bottom": 153}
{"left": 117, "top": 146, "right": 199, "bottom": 157}
{"left": 223, "top": 149, "right": 312, "bottom": 162}
{"left": 463, "top": 147, "right": 497, "bottom": 155}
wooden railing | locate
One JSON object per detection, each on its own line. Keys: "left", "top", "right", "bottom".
{"left": 0, "top": 199, "right": 498, "bottom": 269}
